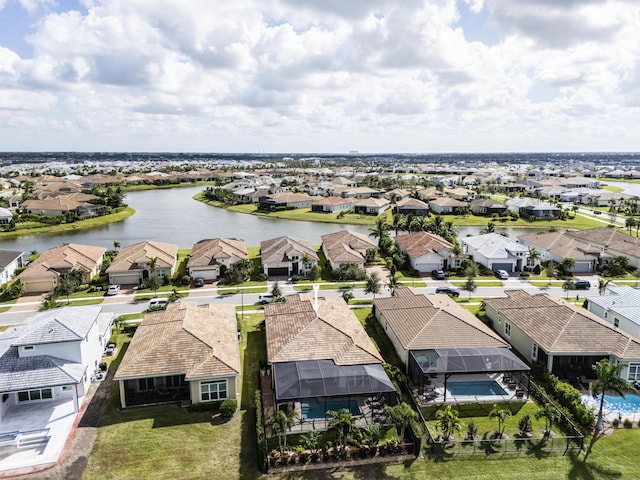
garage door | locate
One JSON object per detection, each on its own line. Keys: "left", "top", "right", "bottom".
{"left": 189, "top": 268, "right": 219, "bottom": 280}
{"left": 490, "top": 263, "right": 513, "bottom": 273}
{"left": 24, "top": 279, "right": 56, "bottom": 293}
{"left": 267, "top": 267, "right": 289, "bottom": 276}
{"left": 414, "top": 262, "right": 440, "bottom": 273}
{"left": 573, "top": 261, "right": 593, "bottom": 273}
{"left": 109, "top": 273, "right": 140, "bottom": 285}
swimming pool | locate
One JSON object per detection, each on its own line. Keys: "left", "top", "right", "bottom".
{"left": 582, "top": 393, "right": 640, "bottom": 417}
{"left": 300, "top": 398, "right": 361, "bottom": 419}
{"left": 448, "top": 380, "right": 508, "bottom": 397}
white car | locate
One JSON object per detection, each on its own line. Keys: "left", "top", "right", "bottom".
{"left": 149, "top": 298, "right": 168, "bottom": 310}
{"left": 495, "top": 270, "right": 509, "bottom": 280}
{"left": 106, "top": 284, "right": 121, "bottom": 296}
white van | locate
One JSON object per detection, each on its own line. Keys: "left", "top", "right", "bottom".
{"left": 258, "top": 294, "right": 274, "bottom": 305}
{"left": 149, "top": 298, "right": 169, "bottom": 310}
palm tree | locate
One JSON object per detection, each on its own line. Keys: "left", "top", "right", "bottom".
{"left": 488, "top": 404, "right": 511, "bottom": 439}
{"left": 535, "top": 403, "right": 560, "bottom": 440}
{"left": 464, "top": 277, "right": 477, "bottom": 299}
{"left": 544, "top": 261, "right": 556, "bottom": 285}
{"left": 364, "top": 271, "right": 382, "bottom": 299}
{"left": 527, "top": 246, "right": 540, "bottom": 272}
{"left": 368, "top": 217, "right": 390, "bottom": 248}
{"left": 480, "top": 221, "right": 496, "bottom": 234}
{"left": 327, "top": 408, "right": 357, "bottom": 450}
{"left": 266, "top": 409, "right": 299, "bottom": 453}
{"left": 387, "top": 274, "right": 399, "bottom": 296}
{"left": 300, "top": 430, "right": 321, "bottom": 455}
{"left": 584, "top": 359, "right": 633, "bottom": 460}
{"left": 435, "top": 405, "right": 462, "bottom": 442}
{"left": 562, "top": 279, "right": 574, "bottom": 299}
{"left": 626, "top": 216, "right": 637, "bottom": 235}
{"left": 146, "top": 257, "right": 162, "bottom": 297}
{"left": 113, "top": 240, "right": 121, "bottom": 251}
{"left": 384, "top": 402, "right": 417, "bottom": 443}
{"left": 392, "top": 213, "right": 407, "bottom": 235}
{"left": 598, "top": 278, "right": 611, "bottom": 295}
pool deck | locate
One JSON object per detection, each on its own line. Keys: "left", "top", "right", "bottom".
{"left": 417, "top": 373, "right": 528, "bottom": 406}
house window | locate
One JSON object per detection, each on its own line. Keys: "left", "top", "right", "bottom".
{"left": 139, "top": 378, "right": 154, "bottom": 391}
{"left": 200, "top": 380, "right": 227, "bottom": 402}
{"left": 614, "top": 318, "right": 619, "bottom": 328}
{"left": 505, "top": 322, "right": 511, "bottom": 338}
{"left": 62, "top": 386, "right": 73, "bottom": 391}
{"left": 24, "top": 345, "right": 34, "bottom": 350}
{"left": 531, "top": 343, "right": 538, "bottom": 361}
{"left": 628, "top": 363, "right": 640, "bottom": 382}
{"left": 17, "top": 388, "right": 53, "bottom": 402}
{"left": 165, "top": 375, "right": 183, "bottom": 388}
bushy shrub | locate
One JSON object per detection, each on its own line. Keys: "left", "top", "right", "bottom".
{"left": 624, "top": 418, "right": 633, "bottom": 429}
{"left": 219, "top": 398, "right": 237, "bottom": 418}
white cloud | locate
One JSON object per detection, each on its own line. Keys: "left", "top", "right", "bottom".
{"left": 0, "top": 0, "right": 638, "bottom": 152}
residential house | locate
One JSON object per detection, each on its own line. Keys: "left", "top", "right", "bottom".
{"left": 21, "top": 193, "right": 106, "bottom": 218}
{"left": 0, "top": 207, "right": 12, "bottom": 225}
{"left": 445, "top": 187, "right": 475, "bottom": 202}
{"left": 258, "top": 192, "right": 314, "bottom": 210}
{"left": 187, "top": 238, "right": 248, "bottom": 281}
{"left": 395, "top": 197, "right": 430, "bottom": 217}
{"left": 0, "top": 250, "right": 24, "bottom": 287}
{"left": 0, "top": 306, "right": 114, "bottom": 426}
{"left": 373, "top": 288, "right": 529, "bottom": 404}
{"left": 260, "top": 236, "right": 318, "bottom": 277}
{"left": 395, "top": 232, "right": 459, "bottom": 273}
{"left": 338, "top": 186, "right": 382, "bottom": 199}
{"left": 18, "top": 244, "right": 106, "bottom": 294}
{"left": 106, "top": 241, "right": 178, "bottom": 285}
{"left": 417, "top": 187, "right": 445, "bottom": 202}
{"left": 505, "top": 198, "right": 561, "bottom": 219}
{"left": 518, "top": 231, "right": 600, "bottom": 273}
{"left": 310, "top": 196, "right": 355, "bottom": 214}
{"left": 429, "top": 197, "right": 467, "bottom": 214}
{"left": 566, "top": 227, "right": 640, "bottom": 269}
{"left": 353, "top": 197, "right": 391, "bottom": 215}
{"left": 461, "top": 233, "right": 529, "bottom": 273}
{"left": 469, "top": 198, "right": 508, "bottom": 216}
{"left": 114, "top": 301, "right": 240, "bottom": 409}
{"left": 321, "top": 230, "right": 376, "bottom": 270}
{"left": 484, "top": 290, "right": 640, "bottom": 382}
{"left": 585, "top": 286, "right": 640, "bottom": 339}
{"left": 384, "top": 188, "right": 411, "bottom": 202}
{"left": 263, "top": 294, "right": 397, "bottom": 427}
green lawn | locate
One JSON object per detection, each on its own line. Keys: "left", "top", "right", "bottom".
{"left": 450, "top": 280, "right": 504, "bottom": 287}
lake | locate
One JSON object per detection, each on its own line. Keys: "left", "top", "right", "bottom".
{"left": 0, "top": 185, "right": 553, "bottom": 253}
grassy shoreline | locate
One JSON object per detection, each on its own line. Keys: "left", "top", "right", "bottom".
{"left": 0, "top": 207, "right": 135, "bottom": 240}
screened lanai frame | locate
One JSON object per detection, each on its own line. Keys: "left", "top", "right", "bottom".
{"left": 408, "top": 347, "right": 531, "bottom": 402}
{"left": 273, "top": 359, "right": 397, "bottom": 400}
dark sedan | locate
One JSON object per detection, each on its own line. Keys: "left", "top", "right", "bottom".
{"left": 435, "top": 287, "right": 460, "bottom": 298}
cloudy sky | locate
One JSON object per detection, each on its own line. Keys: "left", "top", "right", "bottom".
{"left": 0, "top": 0, "right": 639, "bottom": 153}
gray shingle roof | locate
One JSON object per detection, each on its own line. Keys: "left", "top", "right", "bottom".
{"left": 14, "top": 306, "right": 105, "bottom": 346}
{"left": 0, "top": 347, "right": 85, "bottom": 391}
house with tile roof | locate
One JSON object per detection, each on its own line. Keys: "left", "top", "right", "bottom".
{"left": 566, "top": 227, "right": 640, "bottom": 269}
{"left": 469, "top": 198, "right": 508, "bottom": 216}
{"left": 114, "top": 301, "right": 240, "bottom": 409}
{"left": 18, "top": 243, "right": 106, "bottom": 293}
{"left": 396, "top": 197, "right": 430, "bottom": 216}
{"left": 0, "top": 250, "right": 24, "bottom": 287}
{"left": 461, "top": 233, "right": 529, "bottom": 273}
{"left": 428, "top": 197, "right": 468, "bottom": 214}
{"left": 187, "top": 238, "right": 248, "bottom": 281}
{"left": 310, "top": 196, "right": 355, "bottom": 214}
{"left": 263, "top": 294, "right": 396, "bottom": 426}
{"left": 352, "top": 197, "right": 391, "bottom": 215}
{"left": 106, "top": 240, "right": 178, "bottom": 285}
{"left": 260, "top": 236, "right": 318, "bottom": 277}
{"left": 484, "top": 290, "right": 640, "bottom": 382}
{"left": 518, "top": 231, "right": 601, "bottom": 273}
{"left": 394, "top": 231, "right": 459, "bottom": 273}
{"left": 585, "top": 286, "right": 640, "bottom": 340}
{"left": 373, "top": 288, "right": 529, "bottom": 404}
{"left": 321, "top": 230, "right": 376, "bottom": 270}
{"left": 0, "top": 306, "right": 114, "bottom": 427}
{"left": 257, "top": 192, "right": 314, "bottom": 210}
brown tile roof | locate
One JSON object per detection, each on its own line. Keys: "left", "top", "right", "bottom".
{"left": 187, "top": 238, "right": 248, "bottom": 269}
{"left": 19, "top": 243, "right": 105, "bottom": 279}
{"left": 519, "top": 231, "right": 600, "bottom": 259}
{"left": 107, "top": 240, "right": 178, "bottom": 272}
{"left": 260, "top": 236, "right": 318, "bottom": 264}
{"left": 265, "top": 294, "right": 382, "bottom": 365}
{"left": 114, "top": 301, "right": 240, "bottom": 380}
{"left": 353, "top": 197, "right": 390, "bottom": 207}
{"left": 312, "top": 196, "right": 354, "bottom": 206}
{"left": 567, "top": 228, "right": 640, "bottom": 259}
{"left": 429, "top": 197, "right": 467, "bottom": 207}
{"left": 374, "top": 288, "right": 507, "bottom": 351}
{"left": 321, "top": 230, "right": 376, "bottom": 264}
{"left": 484, "top": 290, "right": 640, "bottom": 358}
{"left": 396, "top": 197, "right": 430, "bottom": 209}
{"left": 395, "top": 232, "right": 452, "bottom": 259}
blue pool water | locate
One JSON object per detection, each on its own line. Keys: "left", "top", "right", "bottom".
{"left": 582, "top": 393, "right": 640, "bottom": 417}
{"left": 448, "top": 381, "right": 508, "bottom": 397}
{"left": 301, "top": 398, "right": 361, "bottom": 419}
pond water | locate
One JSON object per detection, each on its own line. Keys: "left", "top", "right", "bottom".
{"left": 0, "top": 185, "right": 550, "bottom": 253}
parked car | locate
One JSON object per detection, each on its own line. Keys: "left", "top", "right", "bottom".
{"left": 106, "top": 284, "right": 120, "bottom": 296}
{"left": 574, "top": 280, "right": 591, "bottom": 290}
{"left": 432, "top": 270, "right": 446, "bottom": 280}
{"left": 258, "top": 294, "right": 274, "bottom": 305}
{"left": 593, "top": 210, "right": 602, "bottom": 215}
{"left": 435, "top": 287, "right": 460, "bottom": 298}
{"left": 193, "top": 277, "right": 205, "bottom": 288}
{"left": 149, "top": 298, "right": 169, "bottom": 310}
{"left": 495, "top": 270, "right": 509, "bottom": 280}
{"left": 104, "top": 343, "right": 116, "bottom": 356}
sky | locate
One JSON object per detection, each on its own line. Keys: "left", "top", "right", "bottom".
{"left": 0, "top": 0, "right": 639, "bottom": 154}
